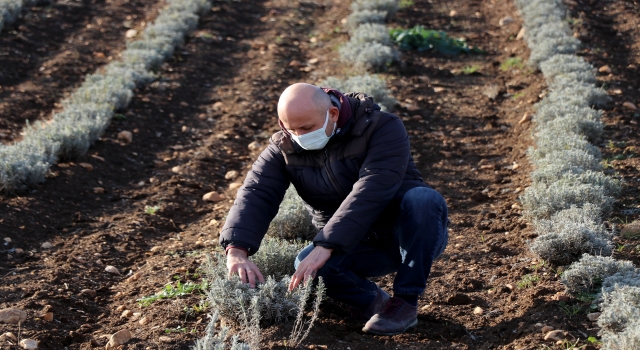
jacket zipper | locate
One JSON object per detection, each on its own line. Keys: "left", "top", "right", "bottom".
{"left": 324, "top": 150, "right": 346, "bottom": 198}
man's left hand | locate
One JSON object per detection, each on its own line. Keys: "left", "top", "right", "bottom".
{"left": 289, "top": 246, "right": 333, "bottom": 291}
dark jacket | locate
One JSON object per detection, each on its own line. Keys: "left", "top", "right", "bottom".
{"left": 219, "top": 91, "right": 427, "bottom": 255}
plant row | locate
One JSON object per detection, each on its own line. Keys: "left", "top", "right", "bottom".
{"left": 0, "top": 0, "right": 212, "bottom": 193}
{"left": 515, "top": 0, "right": 639, "bottom": 348}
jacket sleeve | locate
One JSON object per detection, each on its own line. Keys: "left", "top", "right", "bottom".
{"left": 219, "top": 141, "right": 290, "bottom": 255}
{"left": 313, "top": 113, "right": 410, "bottom": 253}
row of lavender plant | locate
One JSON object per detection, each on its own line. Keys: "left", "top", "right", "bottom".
{"left": 0, "top": 0, "right": 210, "bottom": 192}
{"left": 515, "top": 0, "right": 639, "bottom": 347}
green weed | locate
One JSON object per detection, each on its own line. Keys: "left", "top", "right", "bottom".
{"left": 462, "top": 65, "right": 481, "bottom": 75}
{"left": 399, "top": 0, "right": 414, "bottom": 8}
{"left": 137, "top": 280, "right": 209, "bottom": 307}
{"left": 558, "top": 301, "right": 582, "bottom": 318}
{"left": 389, "top": 26, "right": 485, "bottom": 55}
{"left": 512, "top": 92, "right": 525, "bottom": 100}
{"left": 517, "top": 274, "right": 540, "bottom": 289}
{"left": 144, "top": 205, "right": 160, "bottom": 215}
{"left": 500, "top": 57, "right": 524, "bottom": 71}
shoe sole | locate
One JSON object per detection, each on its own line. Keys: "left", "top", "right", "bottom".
{"left": 362, "top": 318, "right": 418, "bottom": 336}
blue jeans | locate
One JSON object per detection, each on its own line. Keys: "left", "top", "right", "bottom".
{"left": 294, "top": 187, "right": 449, "bottom": 310}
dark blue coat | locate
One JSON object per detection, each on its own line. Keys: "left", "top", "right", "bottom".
{"left": 219, "top": 92, "right": 427, "bottom": 254}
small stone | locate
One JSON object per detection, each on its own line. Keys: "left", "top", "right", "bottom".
{"left": 511, "top": 203, "right": 521, "bottom": 210}
{"left": 94, "top": 187, "right": 105, "bottom": 194}
{"left": 159, "top": 336, "right": 173, "bottom": 343}
{"left": 41, "top": 242, "right": 53, "bottom": 249}
{"left": 623, "top": 101, "right": 638, "bottom": 110}
{"left": 598, "top": 65, "right": 612, "bottom": 74}
{"left": 473, "top": 306, "right": 483, "bottom": 315}
{"left": 19, "top": 339, "right": 38, "bottom": 349}
{"left": 4, "top": 237, "right": 11, "bottom": 243}
{"left": 449, "top": 10, "right": 458, "bottom": 16}
{"left": 121, "top": 310, "right": 133, "bottom": 318}
{"left": 505, "top": 283, "right": 515, "bottom": 291}
{"left": 433, "top": 87, "right": 445, "bottom": 93}
{"left": 621, "top": 220, "right": 640, "bottom": 238}
{"left": 80, "top": 289, "right": 97, "bottom": 298}
{"left": 127, "top": 272, "right": 142, "bottom": 282}
{"left": 195, "top": 240, "right": 205, "bottom": 247}
{"left": 106, "top": 329, "right": 132, "bottom": 348}
{"left": 420, "top": 305, "right": 430, "bottom": 311}
{"left": 212, "top": 101, "right": 225, "bottom": 111}
{"left": 1, "top": 332, "right": 17, "bottom": 342}
{"left": 499, "top": 16, "right": 514, "bottom": 26}
{"left": 224, "top": 170, "right": 239, "bottom": 180}
{"left": 308, "top": 58, "right": 319, "bottom": 65}
{"left": 125, "top": 29, "right": 137, "bottom": 38}
{"left": 518, "top": 112, "right": 533, "bottom": 124}
{"left": 78, "top": 162, "right": 93, "bottom": 171}
{"left": 150, "top": 246, "right": 162, "bottom": 253}
{"left": 248, "top": 141, "right": 261, "bottom": 151}
{"left": 208, "top": 219, "right": 218, "bottom": 226}
{"left": 171, "top": 166, "right": 181, "bottom": 173}
{"left": 203, "top": 191, "right": 224, "bottom": 202}
{"left": 0, "top": 308, "right": 27, "bottom": 324}
{"left": 118, "top": 130, "right": 133, "bottom": 143}
{"left": 544, "top": 330, "right": 568, "bottom": 342}
{"left": 175, "top": 267, "right": 187, "bottom": 273}
{"left": 552, "top": 292, "right": 570, "bottom": 302}
{"left": 42, "top": 312, "right": 53, "bottom": 321}
{"left": 447, "top": 293, "right": 472, "bottom": 305}
{"left": 229, "top": 183, "right": 242, "bottom": 190}
{"left": 612, "top": 89, "right": 623, "bottom": 95}
{"left": 541, "top": 325, "right": 554, "bottom": 333}
{"left": 289, "top": 60, "right": 302, "bottom": 67}
{"left": 105, "top": 266, "right": 120, "bottom": 275}
{"left": 139, "top": 316, "right": 150, "bottom": 325}
{"left": 587, "top": 312, "right": 601, "bottom": 322}
{"left": 116, "top": 305, "right": 126, "bottom": 312}
{"left": 516, "top": 27, "right": 525, "bottom": 40}
{"left": 181, "top": 125, "right": 188, "bottom": 133}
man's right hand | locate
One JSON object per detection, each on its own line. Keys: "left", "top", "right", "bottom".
{"left": 226, "top": 247, "right": 265, "bottom": 288}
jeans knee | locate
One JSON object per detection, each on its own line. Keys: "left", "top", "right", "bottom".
{"left": 402, "top": 187, "right": 447, "bottom": 215}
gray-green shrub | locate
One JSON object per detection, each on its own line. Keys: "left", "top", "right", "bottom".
{"left": 266, "top": 185, "right": 315, "bottom": 241}
{"left": 561, "top": 254, "right": 635, "bottom": 294}
{"left": 321, "top": 74, "right": 397, "bottom": 111}
{"left": 528, "top": 132, "right": 602, "bottom": 161}
{"left": 351, "top": 23, "right": 392, "bottom": 46}
{"left": 339, "top": 41, "right": 399, "bottom": 72}
{"left": 521, "top": 180, "right": 614, "bottom": 219}
{"left": 346, "top": 10, "right": 387, "bottom": 32}
{"left": 351, "top": 0, "right": 398, "bottom": 19}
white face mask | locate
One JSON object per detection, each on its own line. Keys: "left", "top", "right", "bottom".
{"left": 290, "top": 110, "right": 336, "bottom": 150}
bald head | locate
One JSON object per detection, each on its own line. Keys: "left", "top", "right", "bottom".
{"left": 278, "top": 83, "right": 339, "bottom": 137}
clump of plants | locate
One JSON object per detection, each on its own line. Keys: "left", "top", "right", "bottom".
{"left": 266, "top": 185, "right": 315, "bottom": 241}
{"left": 321, "top": 74, "right": 397, "bottom": 111}
{"left": 389, "top": 25, "right": 484, "bottom": 55}
{"left": 195, "top": 237, "right": 324, "bottom": 349}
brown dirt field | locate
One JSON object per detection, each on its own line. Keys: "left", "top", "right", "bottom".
{"left": 1, "top": 0, "right": 638, "bottom": 348}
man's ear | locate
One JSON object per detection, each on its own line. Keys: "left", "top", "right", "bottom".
{"left": 329, "top": 106, "right": 340, "bottom": 122}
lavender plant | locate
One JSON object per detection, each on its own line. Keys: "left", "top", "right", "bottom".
{"left": 266, "top": 185, "right": 315, "bottom": 241}
{"left": 561, "top": 254, "right": 635, "bottom": 294}
{"left": 321, "top": 74, "right": 397, "bottom": 111}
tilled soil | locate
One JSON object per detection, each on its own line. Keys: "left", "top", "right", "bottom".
{"left": 1, "top": 0, "right": 637, "bottom": 348}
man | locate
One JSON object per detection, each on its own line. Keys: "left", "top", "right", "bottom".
{"left": 220, "top": 83, "right": 449, "bottom": 336}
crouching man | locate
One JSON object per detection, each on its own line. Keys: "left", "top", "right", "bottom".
{"left": 220, "top": 83, "right": 449, "bottom": 335}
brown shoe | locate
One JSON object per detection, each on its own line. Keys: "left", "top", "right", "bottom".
{"left": 362, "top": 297, "right": 418, "bottom": 336}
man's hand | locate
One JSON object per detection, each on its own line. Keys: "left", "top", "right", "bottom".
{"left": 289, "top": 246, "right": 333, "bottom": 291}
{"left": 226, "top": 247, "right": 265, "bottom": 288}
